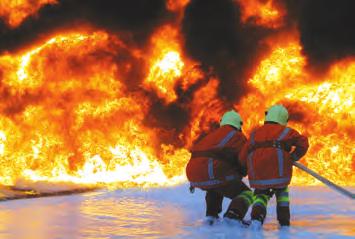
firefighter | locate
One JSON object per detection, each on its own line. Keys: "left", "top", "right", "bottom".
{"left": 239, "top": 104, "right": 309, "bottom": 228}
{"left": 186, "top": 110, "right": 253, "bottom": 225}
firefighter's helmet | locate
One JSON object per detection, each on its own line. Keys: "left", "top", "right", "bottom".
{"left": 220, "top": 110, "right": 243, "bottom": 130}
{"left": 265, "top": 104, "right": 289, "bottom": 125}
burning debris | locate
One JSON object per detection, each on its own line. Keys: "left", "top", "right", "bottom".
{"left": 0, "top": 0, "right": 353, "bottom": 189}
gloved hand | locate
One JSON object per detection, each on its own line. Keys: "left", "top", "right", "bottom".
{"left": 290, "top": 152, "right": 300, "bottom": 161}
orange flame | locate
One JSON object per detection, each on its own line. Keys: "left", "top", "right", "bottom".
{"left": 0, "top": 0, "right": 57, "bottom": 28}
{"left": 0, "top": 25, "right": 353, "bottom": 188}
{"left": 236, "top": 36, "right": 354, "bottom": 185}
{"left": 236, "top": 0, "right": 286, "bottom": 28}
{"left": 144, "top": 26, "right": 184, "bottom": 103}
{"left": 0, "top": 30, "right": 191, "bottom": 188}
{"left": 144, "top": 25, "right": 201, "bottom": 103}
{"left": 167, "top": 0, "right": 190, "bottom": 12}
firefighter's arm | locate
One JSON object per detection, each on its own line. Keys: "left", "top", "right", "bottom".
{"left": 289, "top": 130, "right": 309, "bottom": 161}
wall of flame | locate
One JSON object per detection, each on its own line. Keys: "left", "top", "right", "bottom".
{"left": 0, "top": 0, "right": 353, "bottom": 188}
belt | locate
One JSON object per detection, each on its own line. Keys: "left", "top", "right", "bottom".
{"left": 248, "top": 140, "right": 291, "bottom": 154}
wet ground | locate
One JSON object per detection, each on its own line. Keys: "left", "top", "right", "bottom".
{"left": 0, "top": 184, "right": 354, "bottom": 239}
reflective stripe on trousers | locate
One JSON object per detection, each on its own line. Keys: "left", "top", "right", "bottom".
{"left": 253, "top": 193, "right": 270, "bottom": 209}
{"left": 276, "top": 187, "right": 290, "bottom": 207}
{"left": 236, "top": 190, "right": 254, "bottom": 206}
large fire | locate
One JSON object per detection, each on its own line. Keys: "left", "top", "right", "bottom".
{"left": 237, "top": 37, "right": 354, "bottom": 185}
{"left": 0, "top": 29, "right": 192, "bottom": 188}
{"left": 0, "top": 1, "right": 353, "bottom": 189}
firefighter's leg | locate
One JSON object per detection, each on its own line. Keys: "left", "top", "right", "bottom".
{"left": 251, "top": 189, "right": 271, "bottom": 224}
{"left": 224, "top": 182, "right": 254, "bottom": 221}
{"left": 275, "top": 187, "right": 290, "bottom": 226}
{"left": 205, "top": 190, "right": 224, "bottom": 218}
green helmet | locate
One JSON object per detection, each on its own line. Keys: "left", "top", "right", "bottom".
{"left": 220, "top": 110, "right": 243, "bottom": 130}
{"left": 265, "top": 104, "right": 289, "bottom": 125}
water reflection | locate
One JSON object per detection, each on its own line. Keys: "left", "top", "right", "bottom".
{"left": 79, "top": 192, "right": 187, "bottom": 238}
{"left": 0, "top": 191, "right": 187, "bottom": 239}
{"left": 0, "top": 186, "right": 354, "bottom": 239}
{"left": 0, "top": 197, "right": 83, "bottom": 239}
{"left": 292, "top": 216, "right": 355, "bottom": 237}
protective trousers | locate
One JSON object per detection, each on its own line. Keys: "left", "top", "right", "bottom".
{"left": 205, "top": 180, "right": 251, "bottom": 219}
{"left": 251, "top": 187, "right": 290, "bottom": 226}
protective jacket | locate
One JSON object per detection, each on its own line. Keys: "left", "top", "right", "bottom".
{"left": 239, "top": 123, "right": 309, "bottom": 189}
{"left": 186, "top": 125, "right": 247, "bottom": 189}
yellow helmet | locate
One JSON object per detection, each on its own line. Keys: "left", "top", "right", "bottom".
{"left": 265, "top": 104, "right": 289, "bottom": 125}
{"left": 220, "top": 110, "right": 243, "bottom": 130}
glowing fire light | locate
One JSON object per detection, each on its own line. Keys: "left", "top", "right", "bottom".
{"left": 236, "top": 0, "right": 286, "bottom": 28}
{"left": 145, "top": 25, "right": 186, "bottom": 103}
{"left": 1, "top": 31, "right": 353, "bottom": 187}
{"left": 146, "top": 50, "right": 184, "bottom": 103}
{"left": 0, "top": 0, "right": 57, "bottom": 28}
{"left": 167, "top": 0, "right": 190, "bottom": 12}
{"left": 237, "top": 38, "right": 354, "bottom": 185}
{"left": 0, "top": 13, "right": 353, "bottom": 189}
{"left": 0, "top": 30, "right": 191, "bottom": 188}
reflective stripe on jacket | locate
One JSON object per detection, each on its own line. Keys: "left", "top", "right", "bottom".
{"left": 186, "top": 125, "right": 247, "bottom": 189}
{"left": 239, "top": 123, "right": 309, "bottom": 189}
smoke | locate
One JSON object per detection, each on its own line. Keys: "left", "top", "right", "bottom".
{"left": 182, "top": 0, "right": 272, "bottom": 103}
{"left": 0, "top": 0, "right": 171, "bottom": 52}
{"left": 1, "top": 0, "right": 354, "bottom": 138}
{"left": 145, "top": 97, "right": 190, "bottom": 146}
{"left": 285, "top": 0, "right": 355, "bottom": 72}
{"left": 143, "top": 69, "right": 210, "bottom": 145}
{"left": 0, "top": 0, "right": 277, "bottom": 136}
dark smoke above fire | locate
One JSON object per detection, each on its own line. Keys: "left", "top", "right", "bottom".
{"left": 0, "top": 0, "right": 170, "bottom": 51}
{"left": 1, "top": 0, "right": 354, "bottom": 69}
{"left": 284, "top": 0, "right": 355, "bottom": 72}
{"left": 0, "top": 0, "right": 354, "bottom": 132}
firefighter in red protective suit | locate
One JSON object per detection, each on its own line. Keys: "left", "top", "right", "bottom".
{"left": 239, "top": 104, "right": 309, "bottom": 228}
{"left": 186, "top": 110, "right": 254, "bottom": 225}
